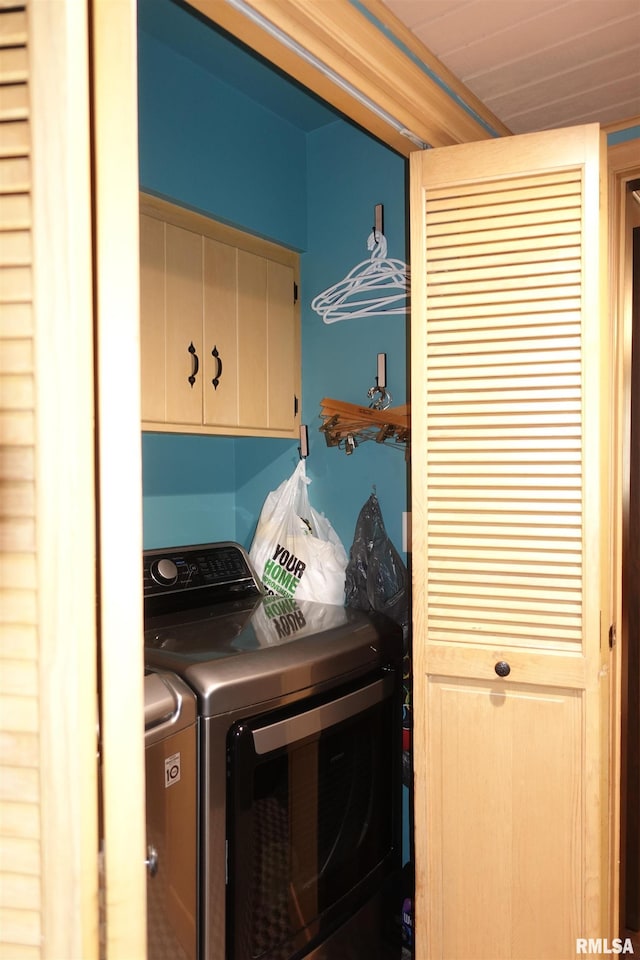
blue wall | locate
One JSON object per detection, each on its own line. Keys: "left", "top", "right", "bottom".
{"left": 302, "top": 122, "right": 408, "bottom": 553}
{"left": 138, "top": 22, "right": 409, "bottom": 562}
{"left": 138, "top": 30, "right": 308, "bottom": 250}
{"left": 607, "top": 123, "right": 640, "bottom": 145}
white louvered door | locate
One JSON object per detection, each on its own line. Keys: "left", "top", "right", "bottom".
{"left": 410, "top": 125, "right": 614, "bottom": 959}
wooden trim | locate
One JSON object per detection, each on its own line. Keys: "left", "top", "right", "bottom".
{"left": 603, "top": 116, "right": 640, "bottom": 136}
{"left": 185, "top": 0, "right": 510, "bottom": 154}
{"left": 141, "top": 421, "right": 299, "bottom": 438}
{"left": 140, "top": 191, "right": 299, "bottom": 266}
{"left": 608, "top": 138, "right": 640, "bottom": 178}
{"left": 607, "top": 134, "right": 640, "bottom": 938}
{"left": 360, "top": 0, "right": 511, "bottom": 137}
{"left": 91, "top": 1, "right": 146, "bottom": 957}
{"left": 408, "top": 151, "right": 429, "bottom": 954}
{"left": 595, "top": 127, "right": 616, "bottom": 937}
{"left": 28, "top": 0, "right": 99, "bottom": 956}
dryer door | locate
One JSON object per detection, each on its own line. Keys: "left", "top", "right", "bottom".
{"left": 226, "top": 670, "right": 401, "bottom": 960}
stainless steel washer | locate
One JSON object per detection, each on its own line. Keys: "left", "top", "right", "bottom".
{"left": 145, "top": 670, "right": 198, "bottom": 960}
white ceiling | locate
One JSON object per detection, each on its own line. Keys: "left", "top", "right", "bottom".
{"left": 380, "top": 0, "right": 640, "bottom": 134}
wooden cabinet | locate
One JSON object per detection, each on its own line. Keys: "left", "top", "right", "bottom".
{"left": 409, "top": 124, "right": 615, "bottom": 957}
{"left": 139, "top": 193, "right": 301, "bottom": 437}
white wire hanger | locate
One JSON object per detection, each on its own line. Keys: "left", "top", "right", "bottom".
{"left": 311, "top": 204, "right": 410, "bottom": 324}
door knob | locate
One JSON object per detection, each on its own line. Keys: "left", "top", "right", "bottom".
{"left": 145, "top": 844, "right": 158, "bottom": 878}
{"left": 494, "top": 660, "right": 511, "bottom": 677}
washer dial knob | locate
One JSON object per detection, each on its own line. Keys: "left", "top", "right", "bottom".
{"left": 150, "top": 558, "right": 178, "bottom": 586}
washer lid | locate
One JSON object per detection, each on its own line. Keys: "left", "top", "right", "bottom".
{"left": 144, "top": 672, "right": 177, "bottom": 729}
{"left": 144, "top": 670, "right": 197, "bottom": 735}
{"left": 144, "top": 596, "right": 402, "bottom": 717}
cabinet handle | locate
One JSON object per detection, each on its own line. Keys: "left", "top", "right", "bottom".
{"left": 494, "top": 660, "right": 511, "bottom": 678}
{"left": 188, "top": 342, "right": 199, "bottom": 387}
{"left": 211, "top": 346, "right": 223, "bottom": 390}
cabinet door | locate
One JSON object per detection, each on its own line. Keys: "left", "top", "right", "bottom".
{"left": 165, "top": 223, "right": 203, "bottom": 426}
{"left": 203, "top": 236, "right": 239, "bottom": 428}
{"left": 203, "top": 242, "right": 297, "bottom": 432}
{"left": 266, "top": 259, "right": 297, "bottom": 432}
{"left": 139, "top": 194, "right": 300, "bottom": 437}
{"left": 139, "top": 213, "right": 165, "bottom": 422}
{"left": 237, "top": 248, "right": 269, "bottom": 429}
{"left": 409, "top": 124, "right": 613, "bottom": 957}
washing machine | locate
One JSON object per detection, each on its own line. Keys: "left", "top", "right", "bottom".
{"left": 145, "top": 669, "right": 198, "bottom": 960}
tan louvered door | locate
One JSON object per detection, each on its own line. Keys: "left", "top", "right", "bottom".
{"left": 1, "top": 0, "right": 105, "bottom": 956}
{"left": 0, "top": 6, "right": 41, "bottom": 954}
{"left": 410, "top": 125, "right": 613, "bottom": 959}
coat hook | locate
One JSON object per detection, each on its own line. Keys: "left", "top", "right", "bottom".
{"left": 374, "top": 203, "right": 384, "bottom": 240}
{"left": 298, "top": 424, "right": 309, "bottom": 459}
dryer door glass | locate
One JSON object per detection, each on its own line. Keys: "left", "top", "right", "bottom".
{"left": 226, "top": 671, "right": 400, "bottom": 960}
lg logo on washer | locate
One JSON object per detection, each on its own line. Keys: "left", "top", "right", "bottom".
{"left": 164, "top": 752, "right": 181, "bottom": 788}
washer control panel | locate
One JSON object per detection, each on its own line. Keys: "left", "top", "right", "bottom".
{"left": 143, "top": 542, "right": 262, "bottom": 602}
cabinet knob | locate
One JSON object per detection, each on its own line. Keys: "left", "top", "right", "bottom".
{"left": 494, "top": 660, "right": 511, "bottom": 678}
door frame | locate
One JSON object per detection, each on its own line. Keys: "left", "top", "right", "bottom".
{"left": 84, "top": 1, "right": 636, "bottom": 955}
{"left": 29, "top": 1, "right": 98, "bottom": 955}
{"left": 91, "top": 0, "right": 147, "bottom": 957}
{"left": 607, "top": 134, "right": 640, "bottom": 940}
{"left": 32, "top": 0, "right": 148, "bottom": 956}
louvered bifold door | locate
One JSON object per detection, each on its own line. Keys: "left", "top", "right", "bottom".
{"left": 0, "top": 4, "right": 41, "bottom": 953}
{"left": 410, "top": 125, "right": 612, "bottom": 959}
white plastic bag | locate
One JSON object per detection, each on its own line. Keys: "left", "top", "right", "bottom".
{"left": 249, "top": 460, "right": 348, "bottom": 605}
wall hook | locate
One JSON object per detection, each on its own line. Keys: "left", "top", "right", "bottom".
{"left": 373, "top": 203, "right": 384, "bottom": 243}
{"left": 298, "top": 424, "right": 309, "bottom": 459}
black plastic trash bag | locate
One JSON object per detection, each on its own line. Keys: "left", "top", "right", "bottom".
{"left": 345, "top": 493, "right": 409, "bottom": 636}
